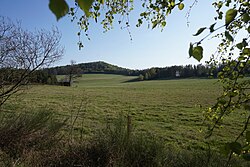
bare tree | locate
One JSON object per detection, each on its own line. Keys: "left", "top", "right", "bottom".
{"left": 68, "top": 60, "right": 82, "bottom": 84}
{"left": 68, "top": 60, "right": 76, "bottom": 86}
{"left": 0, "top": 16, "right": 64, "bottom": 106}
{"left": 58, "top": 60, "right": 82, "bottom": 87}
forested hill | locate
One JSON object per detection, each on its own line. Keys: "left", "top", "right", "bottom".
{"left": 47, "top": 61, "right": 250, "bottom": 81}
{"left": 48, "top": 61, "right": 141, "bottom": 76}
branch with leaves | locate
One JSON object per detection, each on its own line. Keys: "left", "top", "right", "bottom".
{"left": 190, "top": 0, "right": 250, "bottom": 162}
{"left": 48, "top": 0, "right": 185, "bottom": 49}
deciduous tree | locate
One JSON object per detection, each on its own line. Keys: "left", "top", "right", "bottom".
{"left": 0, "top": 16, "right": 64, "bottom": 106}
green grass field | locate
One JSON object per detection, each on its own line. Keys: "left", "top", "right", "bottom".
{"left": 2, "top": 74, "right": 246, "bottom": 151}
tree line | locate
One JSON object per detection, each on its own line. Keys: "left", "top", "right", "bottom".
{"left": 48, "top": 61, "right": 214, "bottom": 79}
{"left": 47, "top": 61, "right": 239, "bottom": 81}
{"left": 0, "top": 68, "right": 58, "bottom": 85}
{"left": 138, "top": 64, "right": 211, "bottom": 81}
{"left": 140, "top": 62, "right": 250, "bottom": 81}
{"left": 4, "top": 60, "right": 250, "bottom": 87}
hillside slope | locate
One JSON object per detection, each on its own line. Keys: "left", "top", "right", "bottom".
{"left": 48, "top": 61, "right": 140, "bottom": 76}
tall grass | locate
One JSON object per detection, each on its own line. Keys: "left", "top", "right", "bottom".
{"left": 86, "top": 114, "right": 167, "bottom": 167}
{"left": 0, "top": 110, "right": 65, "bottom": 166}
{"left": 0, "top": 111, "right": 248, "bottom": 167}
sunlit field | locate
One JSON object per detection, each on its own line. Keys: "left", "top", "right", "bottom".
{"left": 2, "top": 74, "right": 245, "bottom": 151}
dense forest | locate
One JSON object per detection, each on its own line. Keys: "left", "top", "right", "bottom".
{"left": 0, "top": 68, "right": 58, "bottom": 85}
{"left": 138, "top": 64, "right": 212, "bottom": 80}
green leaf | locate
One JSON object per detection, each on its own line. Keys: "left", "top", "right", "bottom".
{"left": 229, "top": 142, "right": 242, "bottom": 155}
{"left": 98, "top": 0, "right": 105, "bottom": 4}
{"left": 171, "top": 1, "right": 175, "bottom": 7}
{"left": 217, "top": 1, "right": 223, "bottom": 9}
{"left": 243, "top": 2, "right": 250, "bottom": 6}
{"left": 236, "top": 42, "right": 243, "bottom": 50}
{"left": 189, "top": 43, "right": 204, "bottom": 62}
{"left": 152, "top": 21, "right": 158, "bottom": 29}
{"left": 238, "top": 55, "right": 246, "bottom": 61}
{"left": 242, "top": 13, "right": 250, "bottom": 23}
{"left": 218, "top": 72, "right": 224, "bottom": 79}
{"left": 242, "top": 153, "right": 250, "bottom": 161}
{"left": 193, "top": 27, "right": 206, "bottom": 36}
{"left": 225, "top": 0, "right": 231, "bottom": 7}
{"left": 225, "top": 31, "right": 234, "bottom": 42}
{"left": 193, "top": 46, "right": 203, "bottom": 62}
{"left": 77, "top": 0, "right": 95, "bottom": 17}
{"left": 93, "top": 5, "right": 100, "bottom": 11}
{"left": 209, "top": 23, "right": 216, "bottom": 33}
{"left": 242, "top": 39, "right": 248, "bottom": 47}
{"left": 243, "top": 48, "right": 250, "bottom": 55}
{"left": 161, "top": 21, "right": 166, "bottom": 27}
{"left": 49, "top": 0, "right": 69, "bottom": 21}
{"left": 225, "top": 9, "right": 237, "bottom": 27}
{"left": 218, "top": 11, "right": 223, "bottom": 20}
{"left": 178, "top": 3, "right": 184, "bottom": 10}
{"left": 188, "top": 43, "right": 193, "bottom": 58}
{"left": 246, "top": 131, "right": 250, "bottom": 142}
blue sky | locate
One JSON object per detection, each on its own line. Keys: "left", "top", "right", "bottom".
{"left": 0, "top": 0, "right": 219, "bottom": 69}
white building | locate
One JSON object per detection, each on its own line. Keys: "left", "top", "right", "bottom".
{"left": 176, "top": 71, "right": 180, "bottom": 77}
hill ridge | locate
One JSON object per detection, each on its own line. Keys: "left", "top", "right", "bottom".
{"left": 48, "top": 61, "right": 140, "bottom": 76}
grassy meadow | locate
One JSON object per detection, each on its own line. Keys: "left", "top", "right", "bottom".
{"left": 2, "top": 74, "right": 246, "bottom": 152}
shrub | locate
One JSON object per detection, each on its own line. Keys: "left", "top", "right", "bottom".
{"left": 0, "top": 111, "right": 65, "bottom": 165}
{"left": 76, "top": 115, "right": 249, "bottom": 167}
{"left": 0, "top": 112, "right": 248, "bottom": 167}
{"left": 85, "top": 115, "right": 167, "bottom": 167}
{"left": 45, "top": 114, "right": 166, "bottom": 167}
